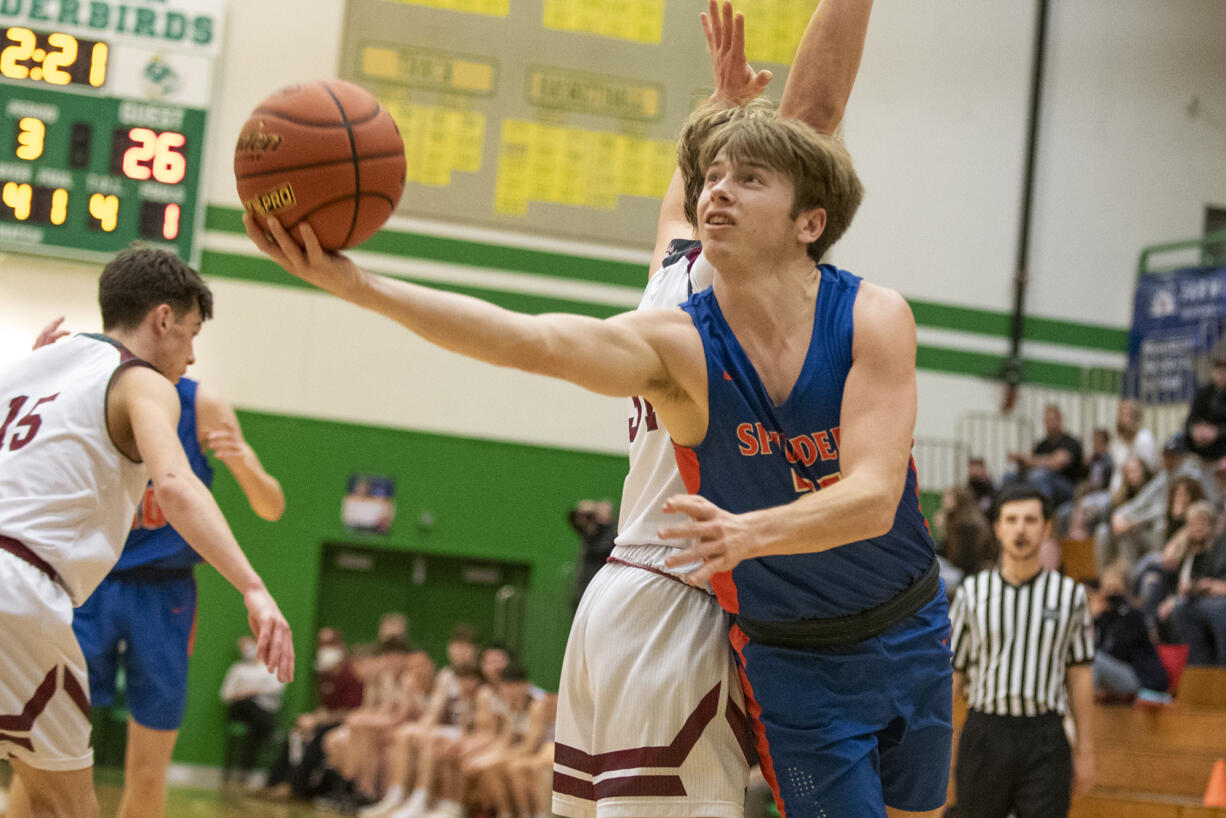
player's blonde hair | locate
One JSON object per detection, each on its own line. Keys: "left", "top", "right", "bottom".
{"left": 676, "top": 98, "right": 777, "bottom": 227}
{"left": 698, "top": 116, "right": 864, "bottom": 262}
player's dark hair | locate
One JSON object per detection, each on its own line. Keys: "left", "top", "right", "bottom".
{"left": 991, "top": 483, "right": 1052, "bottom": 521}
{"left": 452, "top": 662, "right": 482, "bottom": 680}
{"left": 501, "top": 659, "right": 529, "bottom": 683}
{"left": 449, "top": 623, "right": 479, "bottom": 644}
{"left": 99, "top": 245, "right": 213, "bottom": 330}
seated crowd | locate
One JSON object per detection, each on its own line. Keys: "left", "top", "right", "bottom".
{"left": 940, "top": 393, "right": 1226, "bottom": 706}
{"left": 249, "top": 613, "right": 556, "bottom": 818}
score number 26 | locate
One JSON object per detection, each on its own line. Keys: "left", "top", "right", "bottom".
{"left": 119, "top": 127, "right": 186, "bottom": 185}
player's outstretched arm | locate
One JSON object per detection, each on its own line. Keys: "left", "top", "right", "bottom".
{"left": 779, "top": 0, "right": 873, "bottom": 134}
{"left": 246, "top": 215, "right": 702, "bottom": 422}
{"left": 195, "top": 384, "right": 285, "bottom": 521}
{"left": 112, "top": 365, "right": 294, "bottom": 682}
{"left": 661, "top": 283, "right": 916, "bottom": 586}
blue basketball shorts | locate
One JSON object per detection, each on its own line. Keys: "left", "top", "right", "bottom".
{"left": 72, "top": 571, "right": 197, "bottom": 731}
{"left": 730, "top": 587, "right": 954, "bottom": 818}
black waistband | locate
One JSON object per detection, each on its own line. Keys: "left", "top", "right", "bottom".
{"left": 109, "top": 565, "right": 195, "bottom": 583}
{"left": 733, "top": 558, "right": 940, "bottom": 649}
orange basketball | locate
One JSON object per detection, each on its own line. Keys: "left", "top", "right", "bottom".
{"left": 234, "top": 80, "right": 406, "bottom": 251}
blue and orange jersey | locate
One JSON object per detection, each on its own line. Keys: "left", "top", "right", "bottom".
{"left": 676, "top": 266, "right": 934, "bottom": 621}
{"left": 112, "top": 377, "right": 213, "bottom": 573}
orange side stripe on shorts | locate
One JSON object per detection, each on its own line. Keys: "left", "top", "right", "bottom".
{"left": 731, "top": 624, "right": 787, "bottom": 818}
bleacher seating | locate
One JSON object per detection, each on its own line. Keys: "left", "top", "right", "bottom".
{"left": 1060, "top": 537, "right": 1098, "bottom": 583}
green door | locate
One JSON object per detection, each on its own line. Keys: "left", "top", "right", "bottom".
{"left": 314, "top": 543, "right": 531, "bottom": 667}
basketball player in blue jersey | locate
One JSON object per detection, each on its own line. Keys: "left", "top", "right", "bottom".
{"left": 246, "top": 43, "right": 947, "bottom": 818}
{"left": 31, "top": 325, "right": 285, "bottom": 818}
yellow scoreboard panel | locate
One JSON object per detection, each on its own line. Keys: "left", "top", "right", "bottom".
{"left": 340, "top": 0, "right": 813, "bottom": 249}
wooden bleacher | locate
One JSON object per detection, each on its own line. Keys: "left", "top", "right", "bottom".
{"left": 1060, "top": 536, "right": 1098, "bottom": 582}
{"left": 950, "top": 669, "right": 1226, "bottom": 816}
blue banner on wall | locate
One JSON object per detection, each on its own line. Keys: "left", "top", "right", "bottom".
{"left": 1126, "top": 265, "right": 1226, "bottom": 404}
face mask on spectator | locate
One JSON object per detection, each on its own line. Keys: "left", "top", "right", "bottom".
{"left": 316, "top": 646, "right": 345, "bottom": 672}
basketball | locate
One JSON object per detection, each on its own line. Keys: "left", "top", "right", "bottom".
{"left": 234, "top": 79, "right": 406, "bottom": 251}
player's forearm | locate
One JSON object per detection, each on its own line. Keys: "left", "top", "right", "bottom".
{"left": 154, "top": 472, "right": 265, "bottom": 595}
{"left": 742, "top": 470, "right": 901, "bottom": 559}
{"left": 350, "top": 269, "right": 550, "bottom": 374}
{"left": 779, "top": 0, "right": 873, "bottom": 134}
{"left": 227, "top": 453, "right": 286, "bottom": 521}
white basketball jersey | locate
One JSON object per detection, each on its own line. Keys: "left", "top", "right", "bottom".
{"left": 615, "top": 246, "right": 715, "bottom": 551}
{"left": 0, "top": 334, "right": 151, "bottom": 605}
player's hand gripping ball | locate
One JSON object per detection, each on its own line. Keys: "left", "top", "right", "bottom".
{"left": 234, "top": 79, "right": 406, "bottom": 251}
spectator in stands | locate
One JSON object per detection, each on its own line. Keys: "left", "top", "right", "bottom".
{"left": 361, "top": 623, "right": 481, "bottom": 818}
{"left": 1169, "top": 510, "right": 1226, "bottom": 666}
{"left": 319, "top": 630, "right": 424, "bottom": 811}
{"left": 1071, "top": 453, "right": 1152, "bottom": 542}
{"left": 1097, "top": 437, "right": 1202, "bottom": 572}
{"left": 949, "top": 483, "right": 1096, "bottom": 817}
{"left": 1005, "top": 404, "right": 1085, "bottom": 509}
{"left": 1186, "top": 355, "right": 1226, "bottom": 464}
{"left": 936, "top": 486, "right": 996, "bottom": 594}
{"left": 1086, "top": 569, "right": 1169, "bottom": 702}
{"left": 1137, "top": 501, "right": 1217, "bottom": 642}
{"left": 261, "top": 627, "right": 364, "bottom": 802}
{"left": 1110, "top": 399, "right": 1158, "bottom": 492}
{"left": 568, "top": 499, "right": 616, "bottom": 611}
{"left": 220, "top": 635, "right": 287, "bottom": 783}
{"left": 478, "top": 643, "right": 511, "bottom": 687}
{"left": 460, "top": 661, "right": 550, "bottom": 818}
{"left": 966, "top": 456, "right": 997, "bottom": 514}
{"left": 1084, "top": 428, "right": 1114, "bottom": 495}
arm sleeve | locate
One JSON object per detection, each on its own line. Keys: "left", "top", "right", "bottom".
{"left": 1067, "top": 585, "right": 1096, "bottom": 665}
{"left": 949, "top": 581, "right": 973, "bottom": 672}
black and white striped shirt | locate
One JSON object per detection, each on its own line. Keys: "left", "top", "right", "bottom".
{"left": 950, "top": 568, "right": 1094, "bottom": 717}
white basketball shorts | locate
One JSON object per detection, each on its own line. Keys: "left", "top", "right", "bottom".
{"left": 0, "top": 549, "right": 94, "bottom": 771}
{"left": 553, "top": 547, "right": 751, "bottom": 818}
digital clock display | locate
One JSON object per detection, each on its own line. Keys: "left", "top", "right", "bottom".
{"left": 1, "top": 26, "right": 108, "bottom": 87}
{"left": 0, "top": 0, "right": 224, "bottom": 264}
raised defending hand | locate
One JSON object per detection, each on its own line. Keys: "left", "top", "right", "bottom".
{"left": 32, "top": 316, "right": 70, "bottom": 350}
{"left": 243, "top": 586, "right": 295, "bottom": 683}
{"left": 243, "top": 214, "right": 366, "bottom": 300}
{"left": 659, "top": 493, "right": 755, "bottom": 587}
{"left": 704, "top": 0, "right": 773, "bottom": 105}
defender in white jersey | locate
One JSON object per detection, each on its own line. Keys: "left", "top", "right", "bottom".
{"left": 0, "top": 248, "right": 294, "bottom": 818}
{"left": 552, "top": 4, "right": 874, "bottom": 815}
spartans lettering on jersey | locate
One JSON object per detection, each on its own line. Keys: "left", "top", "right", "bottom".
{"left": 736, "top": 422, "right": 842, "bottom": 495}
{"left": 131, "top": 483, "right": 167, "bottom": 531}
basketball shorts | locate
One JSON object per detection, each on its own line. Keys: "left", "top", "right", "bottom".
{"left": 72, "top": 571, "right": 196, "bottom": 731}
{"left": 0, "top": 550, "right": 94, "bottom": 771}
{"left": 733, "top": 587, "right": 954, "bottom": 818}
{"left": 553, "top": 546, "right": 752, "bottom": 818}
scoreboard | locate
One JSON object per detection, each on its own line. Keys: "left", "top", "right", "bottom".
{"left": 0, "top": 0, "right": 225, "bottom": 264}
{"left": 339, "top": 0, "right": 811, "bottom": 249}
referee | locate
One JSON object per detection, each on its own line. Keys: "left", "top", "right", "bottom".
{"left": 949, "top": 483, "right": 1096, "bottom": 817}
